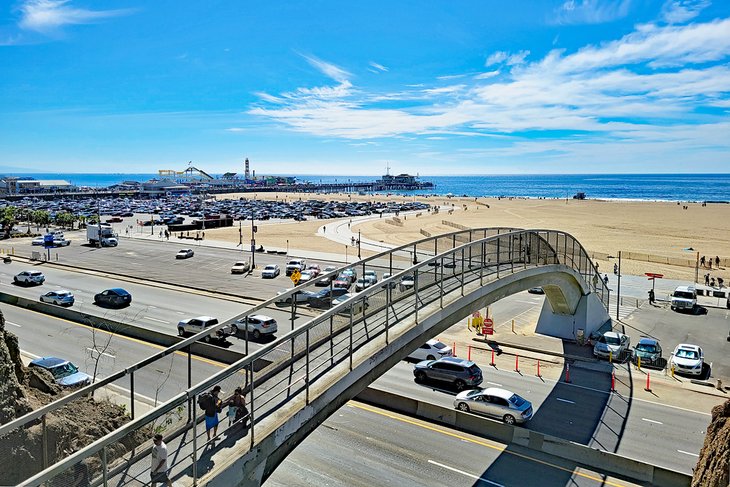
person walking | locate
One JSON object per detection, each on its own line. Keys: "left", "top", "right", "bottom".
{"left": 705, "top": 273, "right": 710, "bottom": 286}
{"left": 603, "top": 274, "right": 609, "bottom": 285}
{"left": 613, "top": 263, "right": 618, "bottom": 275}
{"left": 648, "top": 289, "right": 655, "bottom": 305}
{"left": 150, "top": 434, "right": 172, "bottom": 487}
{"left": 700, "top": 256, "right": 706, "bottom": 267}
{"left": 716, "top": 256, "right": 721, "bottom": 268}
{"left": 200, "top": 385, "right": 222, "bottom": 442}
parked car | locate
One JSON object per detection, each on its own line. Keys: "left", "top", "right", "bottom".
{"left": 382, "top": 272, "right": 397, "bottom": 289}
{"left": 230, "top": 261, "right": 251, "bottom": 274}
{"left": 234, "top": 314, "right": 278, "bottom": 339}
{"left": 178, "top": 316, "right": 227, "bottom": 342}
{"left": 593, "top": 331, "right": 630, "bottom": 360}
{"left": 670, "top": 286, "right": 697, "bottom": 313}
{"left": 93, "top": 288, "right": 132, "bottom": 308}
{"left": 413, "top": 356, "right": 483, "bottom": 391}
{"left": 176, "top": 248, "right": 194, "bottom": 259}
{"left": 40, "top": 290, "right": 75, "bottom": 306}
{"left": 340, "top": 268, "right": 357, "bottom": 284}
{"left": 32, "top": 236, "right": 45, "bottom": 246}
{"left": 632, "top": 337, "right": 663, "bottom": 366}
{"left": 14, "top": 271, "right": 45, "bottom": 286}
{"left": 407, "top": 339, "right": 453, "bottom": 361}
{"left": 354, "top": 278, "right": 373, "bottom": 292}
{"left": 298, "top": 270, "right": 316, "bottom": 283}
{"left": 363, "top": 270, "right": 378, "bottom": 284}
{"left": 528, "top": 287, "right": 545, "bottom": 294}
{"left": 305, "top": 264, "right": 321, "bottom": 277}
{"left": 453, "top": 387, "right": 533, "bottom": 425}
{"left": 261, "top": 264, "right": 280, "bottom": 278}
{"left": 332, "top": 293, "right": 369, "bottom": 315}
{"left": 276, "top": 289, "right": 315, "bottom": 305}
{"left": 399, "top": 274, "right": 416, "bottom": 292}
{"left": 333, "top": 277, "right": 351, "bottom": 289}
{"left": 307, "top": 287, "right": 350, "bottom": 309}
{"left": 52, "top": 238, "right": 71, "bottom": 247}
{"left": 316, "top": 266, "right": 339, "bottom": 286}
{"left": 670, "top": 343, "right": 704, "bottom": 376}
{"left": 285, "top": 258, "right": 307, "bottom": 276}
{"left": 29, "top": 357, "right": 91, "bottom": 387}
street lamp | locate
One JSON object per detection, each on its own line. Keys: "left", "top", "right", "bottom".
{"left": 345, "top": 244, "right": 348, "bottom": 264}
{"left": 357, "top": 230, "right": 361, "bottom": 259}
{"left": 286, "top": 239, "right": 289, "bottom": 258}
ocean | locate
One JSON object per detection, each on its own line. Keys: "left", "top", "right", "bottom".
{"left": 4, "top": 173, "right": 730, "bottom": 202}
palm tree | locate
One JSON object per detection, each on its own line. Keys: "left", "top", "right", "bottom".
{"left": 0, "top": 206, "right": 17, "bottom": 239}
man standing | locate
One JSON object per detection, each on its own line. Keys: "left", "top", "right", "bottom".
{"left": 203, "top": 385, "right": 222, "bottom": 442}
{"left": 150, "top": 434, "right": 172, "bottom": 487}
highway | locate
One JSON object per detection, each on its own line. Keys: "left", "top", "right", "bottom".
{"left": 266, "top": 401, "right": 643, "bottom": 487}
{"left": 372, "top": 361, "right": 713, "bottom": 474}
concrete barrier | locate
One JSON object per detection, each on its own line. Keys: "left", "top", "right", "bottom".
{"left": 0, "top": 291, "right": 246, "bottom": 365}
{"left": 356, "top": 387, "right": 691, "bottom": 487}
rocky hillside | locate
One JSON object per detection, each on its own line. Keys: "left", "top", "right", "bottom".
{"left": 0, "top": 307, "right": 148, "bottom": 485}
{"left": 692, "top": 399, "right": 730, "bottom": 487}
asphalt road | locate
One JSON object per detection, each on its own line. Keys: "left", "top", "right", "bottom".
{"left": 372, "top": 361, "right": 715, "bottom": 475}
{"left": 265, "top": 402, "right": 644, "bottom": 487}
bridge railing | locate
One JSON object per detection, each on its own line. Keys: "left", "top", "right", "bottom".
{"left": 18, "top": 229, "right": 608, "bottom": 487}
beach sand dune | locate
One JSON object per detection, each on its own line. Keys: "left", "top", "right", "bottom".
{"left": 209, "top": 192, "right": 730, "bottom": 281}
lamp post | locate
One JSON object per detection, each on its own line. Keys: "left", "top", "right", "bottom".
{"left": 357, "top": 230, "right": 361, "bottom": 259}
{"left": 286, "top": 239, "right": 289, "bottom": 258}
{"left": 345, "top": 245, "right": 348, "bottom": 264}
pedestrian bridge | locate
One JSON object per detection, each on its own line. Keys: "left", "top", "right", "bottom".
{"left": 18, "top": 228, "right": 609, "bottom": 486}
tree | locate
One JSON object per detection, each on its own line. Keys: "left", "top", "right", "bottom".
{"left": 0, "top": 206, "right": 17, "bottom": 239}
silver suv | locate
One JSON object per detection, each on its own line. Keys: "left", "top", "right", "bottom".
{"left": 234, "top": 314, "right": 278, "bottom": 340}
{"left": 413, "top": 356, "right": 483, "bottom": 391}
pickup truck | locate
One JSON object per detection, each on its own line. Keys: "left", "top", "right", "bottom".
{"left": 285, "top": 258, "right": 307, "bottom": 276}
{"left": 177, "top": 316, "right": 234, "bottom": 343}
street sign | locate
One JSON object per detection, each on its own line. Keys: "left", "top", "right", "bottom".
{"left": 645, "top": 273, "right": 664, "bottom": 279}
{"left": 290, "top": 269, "right": 301, "bottom": 285}
{"left": 43, "top": 234, "right": 54, "bottom": 249}
{"left": 482, "top": 318, "right": 494, "bottom": 335}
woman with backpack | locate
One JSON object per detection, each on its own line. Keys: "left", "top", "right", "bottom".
{"left": 226, "top": 387, "right": 249, "bottom": 428}
{"left": 199, "top": 385, "right": 222, "bottom": 442}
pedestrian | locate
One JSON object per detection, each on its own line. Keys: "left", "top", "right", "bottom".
{"left": 710, "top": 277, "right": 716, "bottom": 287}
{"left": 603, "top": 274, "right": 609, "bottom": 285}
{"left": 705, "top": 273, "right": 710, "bottom": 286}
{"left": 159, "top": 229, "right": 163, "bottom": 238}
{"left": 150, "top": 434, "right": 172, "bottom": 487}
{"left": 700, "top": 256, "right": 706, "bottom": 267}
{"left": 199, "top": 385, "right": 222, "bottom": 442}
{"left": 225, "top": 387, "right": 249, "bottom": 428}
{"left": 718, "top": 277, "right": 725, "bottom": 288}
{"left": 323, "top": 225, "right": 326, "bottom": 233}
{"left": 202, "top": 231, "right": 205, "bottom": 240}
{"left": 648, "top": 289, "right": 655, "bottom": 304}
{"left": 709, "top": 258, "right": 713, "bottom": 269}
{"left": 716, "top": 256, "right": 721, "bottom": 268}
{"left": 613, "top": 263, "right": 618, "bottom": 275}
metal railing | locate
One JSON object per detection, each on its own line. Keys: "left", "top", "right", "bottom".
{"left": 9, "top": 228, "right": 607, "bottom": 486}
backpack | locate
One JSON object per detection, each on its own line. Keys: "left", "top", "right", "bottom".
{"left": 197, "top": 392, "right": 213, "bottom": 411}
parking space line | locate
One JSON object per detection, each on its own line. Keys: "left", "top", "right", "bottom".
{"left": 143, "top": 316, "right": 169, "bottom": 324}
{"left": 556, "top": 398, "right": 575, "bottom": 404}
{"left": 486, "top": 381, "right": 503, "bottom": 387}
{"left": 6, "top": 321, "right": 21, "bottom": 327}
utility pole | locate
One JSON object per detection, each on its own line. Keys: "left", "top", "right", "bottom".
{"left": 251, "top": 205, "right": 256, "bottom": 269}
{"left": 616, "top": 251, "right": 622, "bottom": 320}
{"left": 96, "top": 196, "right": 102, "bottom": 248}
{"left": 357, "top": 230, "right": 361, "bottom": 259}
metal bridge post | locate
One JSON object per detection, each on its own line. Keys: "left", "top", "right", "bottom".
{"left": 329, "top": 315, "right": 334, "bottom": 366}
{"left": 414, "top": 269, "right": 419, "bottom": 324}
{"left": 461, "top": 248, "right": 465, "bottom": 296}
{"left": 306, "top": 327, "right": 310, "bottom": 405}
{"left": 244, "top": 317, "right": 249, "bottom": 356}
{"left": 102, "top": 445, "right": 107, "bottom": 486}
{"left": 192, "top": 393, "right": 198, "bottom": 483}
{"left": 386, "top": 285, "right": 390, "bottom": 344}
{"left": 187, "top": 347, "right": 193, "bottom": 422}
{"left": 480, "top": 241, "right": 485, "bottom": 285}
{"left": 434, "top": 238, "right": 437, "bottom": 258}
{"left": 249, "top": 362, "right": 255, "bottom": 449}
{"left": 440, "top": 256, "right": 444, "bottom": 308}
{"left": 349, "top": 304, "right": 354, "bottom": 371}
{"left": 130, "top": 371, "right": 135, "bottom": 420}
{"left": 389, "top": 252, "right": 393, "bottom": 276}
{"left": 497, "top": 238, "right": 501, "bottom": 279}
{"left": 42, "top": 414, "right": 48, "bottom": 470}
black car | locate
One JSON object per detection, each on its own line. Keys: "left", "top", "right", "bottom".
{"left": 94, "top": 288, "right": 132, "bottom": 308}
{"left": 308, "top": 287, "right": 350, "bottom": 309}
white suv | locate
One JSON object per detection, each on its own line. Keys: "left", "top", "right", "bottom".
{"left": 670, "top": 286, "right": 697, "bottom": 313}
{"left": 14, "top": 271, "right": 45, "bottom": 285}
{"left": 286, "top": 259, "right": 306, "bottom": 276}
{"left": 234, "top": 315, "right": 278, "bottom": 339}
{"left": 177, "top": 316, "right": 227, "bottom": 342}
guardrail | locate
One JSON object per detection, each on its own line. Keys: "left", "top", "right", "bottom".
{"left": 10, "top": 228, "right": 608, "bottom": 486}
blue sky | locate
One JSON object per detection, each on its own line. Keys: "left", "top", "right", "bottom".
{"left": 1, "top": 0, "right": 729, "bottom": 175}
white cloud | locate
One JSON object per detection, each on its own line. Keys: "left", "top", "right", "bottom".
{"left": 553, "top": 0, "right": 632, "bottom": 25}
{"left": 369, "top": 61, "right": 388, "bottom": 72}
{"left": 661, "top": 0, "right": 711, "bottom": 24}
{"left": 302, "top": 54, "right": 351, "bottom": 83}
{"left": 485, "top": 51, "right": 508, "bottom": 66}
{"left": 249, "top": 19, "right": 730, "bottom": 165}
{"left": 506, "top": 50, "right": 530, "bottom": 65}
{"left": 17, "top": 0, "right": 131, "bottom": 34}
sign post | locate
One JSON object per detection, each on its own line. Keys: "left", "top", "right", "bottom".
{"left": 43, "top": 233, "right": 54, "bottom": 261}
{"left": 482, "top": 317, "right": 494, "bottom": 336}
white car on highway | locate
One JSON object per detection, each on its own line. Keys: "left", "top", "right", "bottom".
{"left": 407, "top": 339, "right": 452, "bottom": 361}
{"left": 14, "top": 271, "right": 45, "bottom": 286}
{"left": 40, "top": 290, "right": 75, "bottom": 306}
{"left": 234, "top": 315, "right": 278, "bottom": 339}
{"left": 670, "top": 343, "right": 704, "bottom": 376}
{"left": 176, "top": 248, "right": 194, "bottom": 259}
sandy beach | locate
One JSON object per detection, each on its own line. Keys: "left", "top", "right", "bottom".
{"left": 206, "top": 192, "right": 730, "bottom": 282}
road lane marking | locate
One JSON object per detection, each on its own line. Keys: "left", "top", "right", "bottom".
{"left": 428, "top": 460, "right": 504, "bottom": 486}
{"left": 6, "top": 321, "right": 21, "bottom": 327}
{"left": 351, "top": 402, "right": 631, "bottom": 487}
{"left": 13, "top": 306, "right": 227, "bottom": 368}
{"left": 143, "top": 316, "right": 170, "bottom": 324}
{"left": 677, "top": 450, "right": 699, "bottom": 457}
{"left": 486, "top": 381, "right": 502, "bottom": 387}
{"left": 86, "top": 348, "right": 116, "bottom": 359}
{"left": 556, "top": 398, "right": 575, "bottom": 404}
{"left": 641, "top": 418, "right": 663, "bottom": 425}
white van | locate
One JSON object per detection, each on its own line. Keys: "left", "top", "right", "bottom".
{"left": 670, "top": 286, "right": 697, "bottom": 313}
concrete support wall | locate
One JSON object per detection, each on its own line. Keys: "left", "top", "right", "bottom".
{"left": 535, "top": 291, "right": 610, "bottom": 341}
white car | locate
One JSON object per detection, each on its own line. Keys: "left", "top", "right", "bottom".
{"left": 670, "top": 343, "right": 704, "bottom": 376}
{"left": 261, "top": 264, "right": 280, "bottom": 278}
{"left": 234, "top": 314, "right": 278, "bottom": 339}
{"left": 32, "top": 236, "right": 45, "bottom": 246}
{"left": 382, "top": 272, "right": 397, "bottom": 289}
{"left": 52, "top": 238, "right": 71, "bottom": 247}
{"left": 176, "top": 248, "right": 194, "bottom": 259}
{"left": 40, "top": 290, "right": 75, "bottom": 306}
{"left": 177, "top": 316, "right": 224, "bottom": 342}
{"left": 354, "top": 278, "right": 373, "bottom": 292}
{"left": 231, "top": 261, "right": 250, "bottom": 274}
{"left": 101, "top": 237, "right": 118, "bottom": 247}
{"left": 453, "top": 387, "right": 533, "bottom": 425}
{"left": 14, "top": 271, "right": 45, "bottom": 285}
{"left": 298, "top": 270, "right": 316, "bottom": 283}
{"left": 593, "top": 331, "right": 630, "bottom": 360}
{"left": 276, "top": 289, "right": 315, "bottom": 305}
{"left": 399, "top": 275, "right": 415, "bottom": 292}
{"left": 363, "top": 270, "right": 378, "bottom": 284}
{"left": 332, "top": 293, "right": 369, "bottom": 315}
{"left": 407, "top": 339, "right": 453, "bottom": 361}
